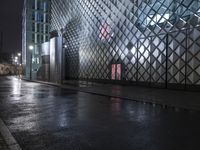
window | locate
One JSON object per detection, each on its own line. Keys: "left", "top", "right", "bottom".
{"left": 146, "top": 14, "right": 170, "bottom": 25}
{"left": 40, "top": 2, "right": 44, "bottom": 10}
{"left": 37, "top": 24, "right": 40, "bottom": 32}
{"left": 37, "top": 1, "right": 40, "bottom": 10}
{"left": 37, "top": 34, "right": 40, "bottom": 43}
{"left": 41, "top": 35, "right": 44, "bottom": 43}
{"left": 41, "top": 25, "right": 44, "bottom": 33}
{"left": 32, "top": 1, "right": 35, "bottom": 9}
{"left": 45, "top": 14, "right": 49, "bottom": 23}
{"left": 45, "top": 35, "right": 49, "bottom": 42}
{"left": 36, "top": 12, "right": 43, "bottom": 22}
{"left": 32, "top": 12, "right": 35, "bottom": 20}
{"left": 45, "top": 26, "right": 48, "bottom": 33}
{"left": 32, "top": 34, "right": 35, "bottom": 42}
{"left": 44, "top": 1, "right": 48, "bottom": 12}
{"left": 32, "top": 23, "right": 35, "bottom": 32}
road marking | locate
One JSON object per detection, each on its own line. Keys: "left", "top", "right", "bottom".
{"left": 0, "top": 119, "right": 22, "bottom": 150}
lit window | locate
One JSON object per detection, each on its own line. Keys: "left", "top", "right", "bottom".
{"left": 44, "top": 2, "right": 48, "bottom": 11}
{"left": 146, "top": 14, "right": 170, "bottom": 26}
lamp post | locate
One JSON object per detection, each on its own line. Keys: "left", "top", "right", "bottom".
{"left": 17, "top": 52, "right": 21, "bottom": 77}
{"left": 29, "top": 45, "right": 34, "bottom": 80}
{"left": 14, "top": 57, "right": 18, "bottom": 76}
{"left": 17, "top": 52, "right": 21, "bottom": 64}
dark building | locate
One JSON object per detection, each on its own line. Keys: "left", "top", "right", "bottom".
{"left": 0, "top": 53, "right": 12, "bottom": 64}
{"left": 0, "top": 32, "right": 3, "bottom": 52}
{"left": 0, "top": 32, "right": 12, "bottom": 64}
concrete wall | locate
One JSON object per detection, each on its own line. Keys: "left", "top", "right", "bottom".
{"left": 0, "top": 64, "right": 23, "bottom": 75}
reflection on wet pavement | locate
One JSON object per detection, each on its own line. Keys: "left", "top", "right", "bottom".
{"left": 0, "top": 76, "right": 200, "bottom": 150}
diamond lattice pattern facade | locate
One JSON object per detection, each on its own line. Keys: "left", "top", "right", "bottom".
{"left": 51, "top": 0, "right": 200, "bottom": 88}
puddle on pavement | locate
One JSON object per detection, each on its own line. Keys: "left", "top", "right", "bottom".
{"left": 10, "top": 94, "right": 24, "bottom": 97}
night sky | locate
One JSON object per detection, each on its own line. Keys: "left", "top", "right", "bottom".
{"left": 0, "top": 0, "right": 24, "bottom": 53}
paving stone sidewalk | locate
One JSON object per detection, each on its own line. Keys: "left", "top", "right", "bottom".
{"left": 21, "top": 77, "right": 200, "bottom": 111}
{"left": 62, "top": 80, "right": 200, "bottom": 111}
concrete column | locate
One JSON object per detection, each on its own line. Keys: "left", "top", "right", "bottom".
{"left": 50, "top": 36, "right": 62, "bottom": 83}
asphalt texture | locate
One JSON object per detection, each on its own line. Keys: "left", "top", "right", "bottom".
{"left": 0, "top": 76, "right": 200, "bottom": 150}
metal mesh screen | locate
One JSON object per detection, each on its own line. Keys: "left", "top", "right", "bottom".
{"left": 51, "top": 0, "right": 200, "bottom": 89}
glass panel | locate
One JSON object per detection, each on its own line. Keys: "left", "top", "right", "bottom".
{"left": 168, "top": 30, "right": 186, "bottom": 84}
{"left": 187, "top": 27, "right": 200, "bottom": 85}
{"left": 116, "top": 64, "right": 121, "bottom": 80}
{"left": 111, "top": 64, "right": 116, "bottom": 80}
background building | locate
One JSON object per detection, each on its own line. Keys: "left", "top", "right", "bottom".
{"left": 22, "top": 0, "right": 50, "bottom": 80}
{"left": 0, "top": 32, "right": 3, "bottom": 52}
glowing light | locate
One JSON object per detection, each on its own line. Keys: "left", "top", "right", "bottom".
{"left": 29, "top": 45, "right": 34, "bottom": 50}
{"left": 146, "top": 14, "right": 170, "bottom": 26}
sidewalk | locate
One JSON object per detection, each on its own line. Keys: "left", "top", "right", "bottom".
{"left": 22, "top": 78, "right": 200, "bottom": 111}
{"left": 0, "top": 119, "right": 21, "bottom": 150}
{"left": 0, "top": 133, "right": 9, "bottom": 150}
{"left": 63, "top": 80, "right": 200, "bottom": 111}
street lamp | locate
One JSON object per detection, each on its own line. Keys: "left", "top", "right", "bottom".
{"left": 64, "top": 44, "right": 67, "bottom": 48}
{"left": 29, "top": 45, "right": 34, "bottom": 80}
{"left": 29, "top": 45, "right": 34, "bottom": 50}
{"left": 16, "top": 52, "right": 22, "bottom": 77}
{"left": 14, "top": 56, "right": 19, "bottom": 76}
{"left": 17, "top": 52, "right": 22, "bottom": 65}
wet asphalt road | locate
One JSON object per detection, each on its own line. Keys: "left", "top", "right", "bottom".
{"left": 0, "top": 77, "right": 200, "bottom": 150}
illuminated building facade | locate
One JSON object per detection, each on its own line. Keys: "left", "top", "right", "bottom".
{"left": 49, "top": 0, "right": 200, "bottom": 89}
{"left": 22, "top": 0, "right": 50, "bottom": 79}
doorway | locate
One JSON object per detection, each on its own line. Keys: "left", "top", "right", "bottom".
{"left": 111, "top": 64, "right": 121, "bottom": 80}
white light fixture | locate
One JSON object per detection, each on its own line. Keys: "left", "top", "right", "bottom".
{"left": 18, "top": 53, "right": 21, "bottom": 56}
{"left": 29, "top": 45, "right": 34, "bottom": 50}
{"left": 15, "top": 56, "right": 18, "bottom": 60}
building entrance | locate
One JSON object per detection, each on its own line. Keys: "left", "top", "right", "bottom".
{"left": 111, "top": 64, "right": 121, "bottom": 80}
